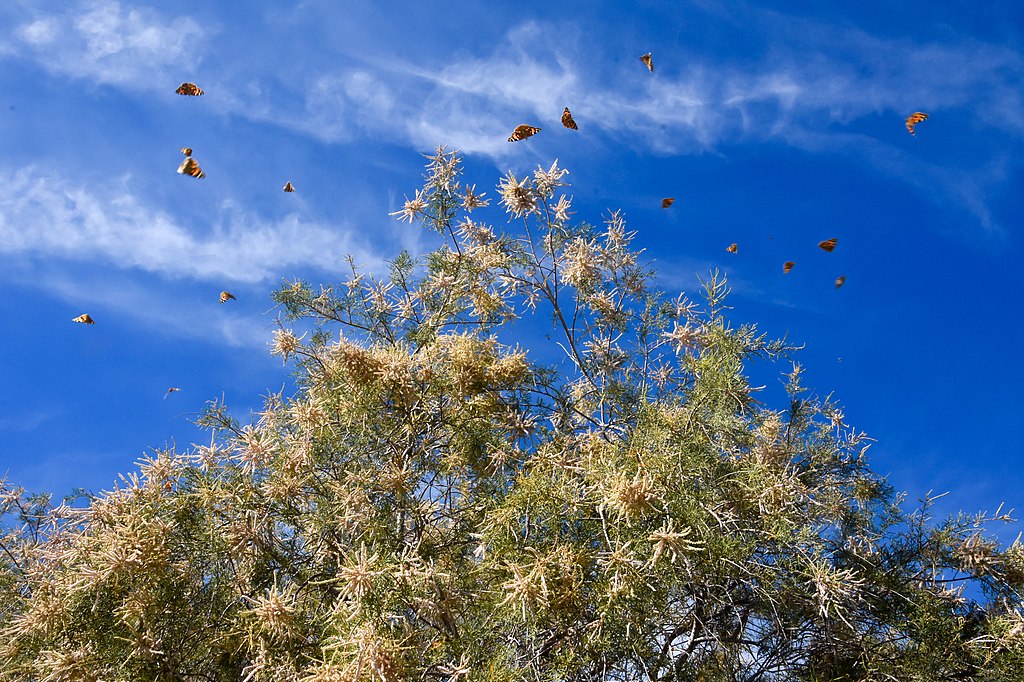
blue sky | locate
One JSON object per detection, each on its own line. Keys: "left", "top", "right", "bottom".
{"left": 0, "top": 1, "right": 1021, "bottom": 531}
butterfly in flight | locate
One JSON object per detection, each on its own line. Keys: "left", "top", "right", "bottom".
{"left": 661, "top": 198, "right": 675, "bottom": 209}
{"left": 905, "top": 112, "right": 928, "bottom": 136}
{"left": 220, "top": 291, "right": 236, "bottom": 304}
{"left": 72, "top": 313, "right": 95, "bottom": 324}
{"left": 640, "top": 52, "right": 653, "bottom": 72}
{"left": 180, "top": 147, "right": 192, "bottom": 157}
{"left": 726, "top": 243, "right": 738, "bottom": 253}
{"left": 818, "top": 238, "right": 837, "bottom": 252}
{"left": 508, "top": 124, "right": 541, "bottom": 142}
{"left": 561, "top": 107, "right": 578, "bottom": 130}
{"left": 783, "top": 261, "right": 795, "bottom": 274}
{"left": 283, "top": 181, "right": 296, "bottom": 192}
{"left": 163, "top": 387, "right": 181, "bottom": 399}
{"left": 835, "top": 275, "right": 847, "bottom": 289}
{"left": 177, "top": 157, "right": 205, "bottom": 179}
{"left": 175, "top": 82, "right": 204, "bottom": 96}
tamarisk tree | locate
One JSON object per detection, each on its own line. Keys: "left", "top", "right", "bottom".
{"left": 3, "top": 148, "right": 1024, "bottom": 681}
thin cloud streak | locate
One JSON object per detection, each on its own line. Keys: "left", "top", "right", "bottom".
{"left": 7, "top": 6, "right": 1019, "bottom": 153}
{"left": 2, "top": 6, "right": 1020, "bottom": 233}
{"left": 6, "top": 263, "right": 279, "bottom": 351}
{"left": 0, "top": 166, "right": 377, "bottom": 283}
{"left": 0, "top": 410, "right": 59, "bottom": 434}
{"left": 3, "top": 1, "right": 208, "bottom": 90}
{"left": 267, "top": 16, "right": 1024, "bottom": 215}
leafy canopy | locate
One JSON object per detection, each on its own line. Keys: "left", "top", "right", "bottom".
{"left": 2, "top": 149, "right": 1024, "bottom": 681}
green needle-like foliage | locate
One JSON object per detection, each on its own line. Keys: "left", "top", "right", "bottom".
{"left": 2, "top": 148, "right": 1023, "bottom": 681}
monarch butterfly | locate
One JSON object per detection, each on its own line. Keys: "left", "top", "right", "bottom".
{"left": 905, "top": 112, "right": 928, "bottom": 136}
{"left": 661, "top": 197, "right": 674, "bottom": 208}
{"left": 818, "top": 238, "right": 837, "bottom": 252}
{"left": 835, "top": 275, "right": 846, "bottom": 289}
{"left": 163, "top": 387, "right": 181, "bottom": 399}
{"left": 175, "top": 82, "right": 204, "bottom": 96}
{"left": 219, "top": 291, "right": 236, "bottom": 304}
{"left": 508, "top": 124, "right": 541, "bottom": 142}
{"left": 726, "top": 243, "right": 738, "bottom": 253}
{"left": 283, "top": 181, "right": 295, "bottom": 192}
{"left": 180, "top": 147, "right": 192, "bottom": 157}
{"left": 72, "top": 313, "right": 95, "bottom": 324}
{"left": 561, "top": 107, "right": 578, "bottom": 130}
{"left": 640, "top": 52, "right": 653, "bottom": 72}
{"left": 177, "top": 157, "right": 205, "bottom": 179}
{"left": 783, "top": 261, "right": 795, "bottom": 274}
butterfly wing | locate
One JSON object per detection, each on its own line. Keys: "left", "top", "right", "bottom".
{"left": 783, "top": 261, "right": 795, "bottom": 274}
{"left": 835, "top": 275, "right": 846, "bottom": 289}
{"left": 640, "top": 53, "right": 653, "bottom": 72}
{"left": 818, "top": 238, "right": 837, "bottom": 252}
{"left": 177, "top": 157, "right": 205, "bottom": 179}
{"left": 220, "top": 291, "right": 236, "bottom": 304}
{"left": 508, "top": 125, "right": 541, "bottom": 142}
{"left": 661, "top": 198, "right": 675, "bottom": 208}
{"left": 905, "top": 111, "right": 928, "bottom": 136}
{"left": 726, "top": 243, "right": 738, "bottom": 253}
{"left": 561, "top": 107, "right": 578, "bottom": 130}
{"left": 72, "top": 314, "right": 95, "bottom": 324}
{"left": 283, "top": 182, "right": 295, "bottom": 192}
{"left": 175, "top": 82, "right": 204, "bottom": 96}
{"left": 180, "top": 147, "right": 192, "bottom": 157}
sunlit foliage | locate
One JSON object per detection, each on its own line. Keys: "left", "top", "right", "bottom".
{"left": 3, "top": 149, "right": 1023, "bottom": 681}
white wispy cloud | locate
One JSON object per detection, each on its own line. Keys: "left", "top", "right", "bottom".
{"left": 10, "top": 4, "right": 1018, "bottom": 156}
{"left": 21, "top": 266, "right": 279, "bottom": 350}
{"left": 0, "top": 409, "right": 58, "bottom": 433}
{"left": 3, "top": 4, "right": 1019, "bottom": 233}
{"left": 3, "top": 1, "right": 208, "bottom": 89}
{"left": 252, "top": 14, "right": 1021, "bottom": 181}
{"left": 0, "top": 166, "right": 377, "bottom": 283}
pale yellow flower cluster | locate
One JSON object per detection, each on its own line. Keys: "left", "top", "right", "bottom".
{"left": 603, "top": 470, "right": 656, "bottom": 519}
{"left": 497, "top": 171, "right": 537, "bottom": 217}
{"left": 460, "top": 184, "right": 489, "bottom": 212}
{"left": 532, "top": 159, "right": 569, "bottom": 197}
{"left": 242, "top": 578, "right": 302, "bottom": 643}
{"left": 648, "top": 519, "right": 704, "bottom": 567}
{"left": 389, "top": 188, "right": 428, "bottom": 223}
{"left": 559, "top": 237, "right": 600, "bottom": 291}
{"left": 271, "top": 328, "right": 305, "bottom": 362}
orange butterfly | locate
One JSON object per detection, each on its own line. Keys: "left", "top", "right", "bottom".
{"left": 176, "top": 82, "right": 204, "bottom": 96}
{"left": 72, "top": 314, "right": 95, "bottom": 324}
{"left": 640, "top": 52, "right": 653, "bottom": 72}
{"left": 163, "top": 387, "right": 181, "bottom": 399}
{"left": 905, "top": 112, "right": 928, "bottom": 136}
{"left": 835, "top": 275, "right": 846, "bottom": 289}
{"left": 726, "top": 243, "right": 738, "bottom": 253}
{"left": 818, "top": 238, "right": 837, "bottom": 252}
{"left": 283, "top": 181, "right": 295, "bottom": 192}
{"left": 783, "top": 261, "right": 795, "bottom": 274}
{"left": 508, "top": 124, "right": 541, "bottom": 142}
{"left": 220, "top": 291, "right": 236, "bottom": 304}
{"left": 180, "top": 147, "right": 192, "bottom": 157}
{"left": 561, "top": 107, "right": 578, "bottom": 130}
{"left": 661, "top": 197, "right": 675, "bottom": 208}
{"left": 177, "top": 157, "right": 205, "bottom": 179}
